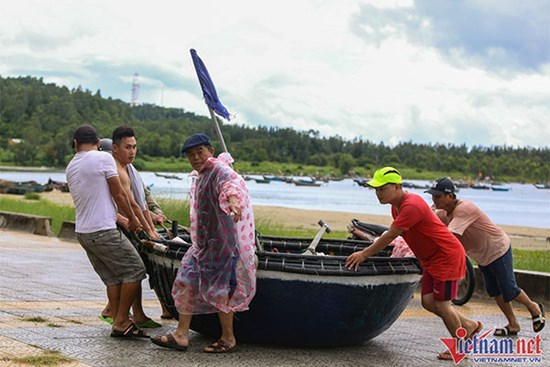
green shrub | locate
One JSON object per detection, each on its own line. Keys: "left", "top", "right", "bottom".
{"left": 24, "top": 192, "right": 41, "bottom": 200}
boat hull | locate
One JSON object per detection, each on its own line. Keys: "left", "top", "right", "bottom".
{"left": 139, "top": 237, "right": 421, "bottom": 346}
{"left": 190, "top": 271, "right": 419, "bottom": 346}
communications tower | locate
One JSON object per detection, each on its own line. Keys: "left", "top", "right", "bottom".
{"left": 131, "top": 72, "right": 140, "bottom": 106}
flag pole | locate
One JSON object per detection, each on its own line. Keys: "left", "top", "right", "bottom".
{"left": 207, "top": 106, "right": 229, "bottom": 153}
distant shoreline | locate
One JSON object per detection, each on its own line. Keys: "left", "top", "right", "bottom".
{"left": 0, "top": 165, "right": 63, "bottom": 172}
{"left": 2, "top": 190, "right": 547, "bottom": 250}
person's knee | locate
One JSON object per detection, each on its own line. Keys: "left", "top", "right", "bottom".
{"left": 421, "top": 295, "right": 436, "bottom": 313}
{"left": 502, "top": 287, "right": 521, "bottom": 303}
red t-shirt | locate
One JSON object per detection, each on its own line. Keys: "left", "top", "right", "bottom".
{"left": 391, "top": 193, "right": 465, "bottom": 281}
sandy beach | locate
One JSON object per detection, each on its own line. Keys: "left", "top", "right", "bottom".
{"left": 3, "top": 190, "right": 549, "bottom": 250}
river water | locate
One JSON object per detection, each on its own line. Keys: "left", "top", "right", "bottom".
{"left": 1, "top": 169, "right": 549, "bottom": 229}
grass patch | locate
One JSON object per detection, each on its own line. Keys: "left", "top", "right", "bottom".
{"left": 513, "top": 249, "right": 550, "bottom": 273}
{"left": 470, "top": 249, "right": 549, "bottom": 273}
{"left": 155, "top": 198, "right": 190, "bottom": 227}
{"left": 11, "top": 350, "right": 74, "bottom": 366}
{"left": 0, "top": 197, "right": 74, "bottom": 235}
{"left": 21, "top": 316, "right": 47, "bottom": 323}
{"left": 46, "top": 323, "right": 62, "bottom": 328}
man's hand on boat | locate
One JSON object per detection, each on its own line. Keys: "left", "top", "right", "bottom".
{"left": 146, "top": 228, "right": 160, "bottom": 240}
{"left": 129, "top": 215, "right": 143, "bottom": 233}
{"left": 345, "top": 226, "right": 404, "bottom": 271}
{"left": 345, "top": 250, "right": 370, "bottom": 271}
{"left": 152, "top": 212, "right": 168, "bottom": 225}
{"left": 118, "top": 214, "right": 148, "bottom": 236}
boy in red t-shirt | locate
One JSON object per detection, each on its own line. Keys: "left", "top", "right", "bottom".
{"left": 345, "top": 167, "right": 482, "bottom": 361}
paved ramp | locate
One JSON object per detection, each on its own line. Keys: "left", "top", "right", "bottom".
{"left": 0, "top": 230, "right": 547, "bottom": 366}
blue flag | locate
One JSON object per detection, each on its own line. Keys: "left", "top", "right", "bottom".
{"left": 190, "top": 49, "right": 231, "bottom": 120}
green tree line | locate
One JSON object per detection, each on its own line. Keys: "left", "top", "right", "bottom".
{"left": 1, "top": 76, "right": 549, "bottom": 182}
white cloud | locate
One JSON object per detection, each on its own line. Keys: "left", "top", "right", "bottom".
{"left": 0, "top": 0, "right": 549, "bottom": 148}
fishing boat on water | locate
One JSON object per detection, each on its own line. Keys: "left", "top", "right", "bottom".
{"left": 254, "top": 178, "right": 271, "bottom": 184}
{"left": 263, "top": 175, "right": 289, "bottom": 182}
{"left": 291, "top": 177, "right": 322, "bottom": 187}
{"left": 154, "top": 172, "right": 183, "bottom": 180}
{"left": 471, "top": 183, "right": 491, "bottom": 190}
{"left": 133, "top": 231, "right": 422, "bottom": 346}
{"left": 353, "top": 177, "right": 369, "bottom": 187}
{"left": 292, "top": 179, "right": 322, "bottom": 187}
{"left": 0, "top": 179, "right": 54, "bottom": 194}
{"left": 490, "top": 185, "right": 511, "bottom": 192}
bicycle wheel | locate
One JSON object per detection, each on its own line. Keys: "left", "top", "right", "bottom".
{"left": 452, "top": 257, "right": 475, "bottom": 306}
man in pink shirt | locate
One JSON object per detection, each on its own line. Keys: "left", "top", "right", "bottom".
{"left": 345, "top": 167, "right": 481, "bottom": 361}
{"left": 427, "top": 177, "right": 545, "bottom": 336}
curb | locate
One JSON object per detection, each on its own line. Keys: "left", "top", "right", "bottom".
{"left": 0, "top": 211, "right": 54, "bottom": 236}
{"left": 58, "top": 221, "right": 77, "bottom": 242}
{"left": 472, "top": 266, "right": 550, "bottom": 305}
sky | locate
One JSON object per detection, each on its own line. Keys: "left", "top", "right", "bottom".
{"left": 1, "top": 0, "right": 549, "bottom": 148}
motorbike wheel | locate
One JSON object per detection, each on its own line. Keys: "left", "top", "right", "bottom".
{"left": 452, "top": 257, "right": 476, "bottom": 306}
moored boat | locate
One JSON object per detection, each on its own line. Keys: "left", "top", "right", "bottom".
{"left": 353, "top": 177, "right": 369, "bottom": 187}
{"left": 490, "top": 185, "right": 511, "bottom": 192}
{"left": 1, "top": 180, "right": 50, "bottom": 194}
{"left": 292, "top": 179, "right": 322, "bottom": 187}
{"left": 154, "top": 172, "right": 183, "bottom": 180}
{"left": 471, "top": 184, "right": 491, "bottom": 189}
{"left": 134, "top": 233, "right": 422, "bottom": 346}
{"left": 254, "top": 178, "right": 271, "bottom": 184}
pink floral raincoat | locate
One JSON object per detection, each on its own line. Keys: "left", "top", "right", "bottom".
{"left": 172, "top": 153, "right": 256, "bottom": 315}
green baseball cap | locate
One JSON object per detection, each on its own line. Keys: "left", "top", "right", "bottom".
{"left": 367, "top": 167, "right": 402, "bottom": 187}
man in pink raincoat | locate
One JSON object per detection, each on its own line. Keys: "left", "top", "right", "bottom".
{"left": 152, "top": 133, "right": 256, "bottom": 353}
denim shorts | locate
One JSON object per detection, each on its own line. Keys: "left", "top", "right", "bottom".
{"left": 478, "top": 245, "right": 520, "bottom": 302}
{"left": 77, "top": 228, "right": 146, "bottom": 286}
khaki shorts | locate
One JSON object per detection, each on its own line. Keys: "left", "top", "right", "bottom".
{"left": 77, "top": 228, "right": 146, "bottom": 286}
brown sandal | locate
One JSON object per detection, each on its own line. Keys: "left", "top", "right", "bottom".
{"left": 204, "top": 339, "right": 237, "bottom": 353}
{"left": 151, "top": 334, "right": 188, "bottom": 351}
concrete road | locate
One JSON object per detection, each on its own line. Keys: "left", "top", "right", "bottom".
{"left": 0, "top": 229, "right": 547, "bottom": 367}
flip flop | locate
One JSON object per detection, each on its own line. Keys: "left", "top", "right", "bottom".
{"left": 533, "top": 303, "right": 545, "bottom": 333}
{"left": 98, "top": 315, "right": 113, "bottom": 325}
{"left": 110, "top": 323, "right": 149, "bottom": 339}
{"left": 467, "top": 320, "right": 483, "bottom": 339}
{"left": 151, "top": 334, "right": 188, "bottom": 351}
{"left": 204, "top": 339, "right": 237, "bottom": 353}
{"left": 160, "top": 315, "right": 175, "bottom": 320}
{"left": 137, "top": 319, "right": 162, "bottom": 328}
{"left": 493, "top": 326, "right": 518, "bottom": 337}
{"left": 437, "top": 351, "right": 453, "bottom": 361}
